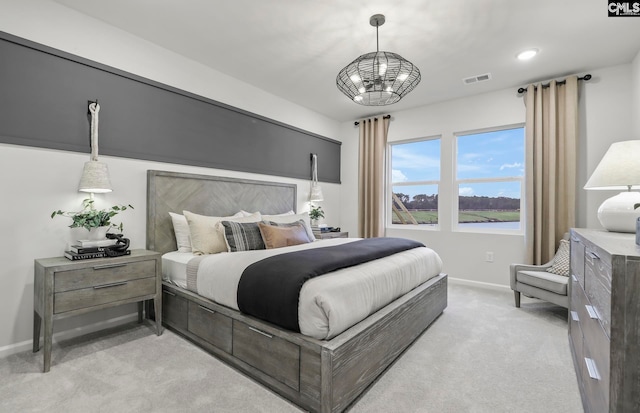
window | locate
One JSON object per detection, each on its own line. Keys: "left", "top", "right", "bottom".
{"left": 455, "top": 126, "right": 524, "bottom": 231}
{"left": 389, "top": 137, "right": 440, "bottom": 226}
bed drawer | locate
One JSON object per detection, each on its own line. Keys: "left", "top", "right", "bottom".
{"left": 162, "top": 289, "right": 188, "bottom": 330}
{"left": 54, "top": 276, "right": 156, "bottom": 313}
{"left": 232, "top": 321, "right": 300, "bottom": 391}
{"left": 188, "top": 302, "right": 232, "bottom": 354}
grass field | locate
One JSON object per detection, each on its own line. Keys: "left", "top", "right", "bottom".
{"left": 392, "top": 210, "right": 520, "bottom": 225}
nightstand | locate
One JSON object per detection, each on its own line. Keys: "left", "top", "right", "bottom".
{"left": 315, "top": 231, "right": 349, "bottom": 239}
{"left": 33, "top": 249, "right": 162, "bottom": 372}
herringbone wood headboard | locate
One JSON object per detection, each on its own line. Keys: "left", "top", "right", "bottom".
{"left": 146, "top": 170, "right": 297, "bottom": 254}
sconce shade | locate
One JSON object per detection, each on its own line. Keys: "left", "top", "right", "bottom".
{"left": 78, "top": 160, "right": 112, "bottom": 193}
{"left": 78, "top": 101, "right": 112, "bottom": 194}
{"left": 310, "top": 153, "right": 324, "bottom": 202}
{"left": 584, "top": 140, "right": 640, "bottom": 232}
{"left": 310, "top": 184, "right": 324, "bottom": 202}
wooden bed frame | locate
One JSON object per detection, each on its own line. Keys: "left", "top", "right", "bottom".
{"left": 146, "top": 170, "right": 448, "bottom": 413}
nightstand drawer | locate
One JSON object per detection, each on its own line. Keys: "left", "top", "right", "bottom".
{"left": 315, "top": 231, "right": 348, "bottom": 239}
{"left": 54, "top": 260, "right": 157, "bottom": 292}
{"left": 54, "top": 276, "right": 156, "bottom": 313}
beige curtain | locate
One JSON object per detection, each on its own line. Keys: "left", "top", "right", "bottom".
{"left": 358, "top": 116, "right": 390, "bottom": 238}
{"left": 524, "top": 76, "right": 578, "bottom": 264}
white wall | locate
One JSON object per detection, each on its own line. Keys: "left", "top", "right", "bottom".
{"left": 632, "top": 50, "right": 640, "bottom": 136}
{"left": 0, "top": 1, "right": 342, "bottom": 356}
{"left": 579, "top": 65, "right": 635, "bottom": 229}
{"left": 340, "top": 65, "right": 634, "bottom": 287}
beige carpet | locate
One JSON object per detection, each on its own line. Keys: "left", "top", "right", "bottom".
{"left": 0, "top": 282, "right": 583, "bottom": 413}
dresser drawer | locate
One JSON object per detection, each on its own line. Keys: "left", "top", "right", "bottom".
{"left": 233, "top": 321, "right": 300, "bottom": 391}
{"left": 188, "top": 302, "right": 232, "bottom": 354}
{"left": 54, "top": 260, "right": 157, "bottom": 292}
{"left": 582, "top": 345, "right": 610, "bottom": 413}
{"left": 569, "top": 308, "right": 583, "bottom": 377}
{"left": 570, "top": 236, "right": 585, "bottom": 288}
{"left": 54, "top": 276, "right": 156, "bottom": 313}
{"left": 584, "top": 248, "right": 612, "bottom": 336}
{"left": 581, "top": 310, "right": 610, "bottom": 413}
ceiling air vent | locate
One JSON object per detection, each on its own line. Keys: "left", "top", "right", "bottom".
{"left": 463, "top": 73, "right": 492, "bottom": 85}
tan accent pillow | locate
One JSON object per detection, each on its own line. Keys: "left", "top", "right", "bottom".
{"left": 258, "top": 222, "right": 311, "bottom": 249}
{"left": 262, "top": 212, "right": 316, "bottom": 241}
{"left": 183, "top": 210, "right": 245, "bottom": 255}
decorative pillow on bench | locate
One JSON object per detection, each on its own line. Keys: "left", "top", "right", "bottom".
{"left": 546, "top": 239, "right": 570, "bottom": 276}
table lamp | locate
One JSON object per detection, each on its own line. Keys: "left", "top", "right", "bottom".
{"left": 584, "top": 140, "right": 640, "bottom": 232}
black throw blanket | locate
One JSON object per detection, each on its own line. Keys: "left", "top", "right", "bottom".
{"left": 237, "top": 237, "right": 425, "bottom": 332}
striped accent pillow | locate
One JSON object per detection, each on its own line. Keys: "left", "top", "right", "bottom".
{"left": 220, "top": 221, "right": 266, "bottom": 252}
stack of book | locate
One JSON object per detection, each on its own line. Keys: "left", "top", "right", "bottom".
{"left": 64, "top": 239, "right": 130, "bottom": 260}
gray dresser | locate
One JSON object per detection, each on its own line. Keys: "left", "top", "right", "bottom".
{"left": 569, "top": 228, "right": 640, "bottom": 412}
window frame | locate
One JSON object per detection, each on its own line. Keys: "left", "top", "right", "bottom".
{"left": 453, "top": 124, "right": 525, "bottom": 235}
{"left": 387, "top": 135, "right": 442, "bottom": 230}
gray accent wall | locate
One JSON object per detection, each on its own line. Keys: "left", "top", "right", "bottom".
{"left": 0, "top": 32, "right": 341, "bottom": 183}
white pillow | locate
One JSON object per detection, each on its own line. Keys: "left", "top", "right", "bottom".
{"left": 239, "top": 210, "right": 294, "bottom": 217}
{"left": 183, "top": 210, "right": 244, "bottom": 255}
{"left": 168, "top": 212, "right": 192, "bottom": 253}
{"left": 262, "top": 212, "right": 315, "bottom": 241}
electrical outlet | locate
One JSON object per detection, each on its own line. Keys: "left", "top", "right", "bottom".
{"left": 485, "top": 252, "right": 494, "bottom": 262}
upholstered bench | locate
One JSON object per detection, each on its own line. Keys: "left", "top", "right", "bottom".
{"left": 509, "top": 234, "right": 570, "bottom": 309}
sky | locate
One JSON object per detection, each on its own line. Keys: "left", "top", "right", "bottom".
{"left": 391, "top": 127, "right": 524, "bottom": 200}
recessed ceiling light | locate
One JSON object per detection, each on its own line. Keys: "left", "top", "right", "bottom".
{"left": 517, "top": 49, "right": 538, "bottom": 61}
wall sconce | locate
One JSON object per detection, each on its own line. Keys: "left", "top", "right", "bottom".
{"left": 310, "top": 153, "right": 324, "bottom": 202}
{"left": 584, "top": 140, "right": 640, "bottom": 232}
{"left": 78, "top": 101, "right": 112, "bottom": 195}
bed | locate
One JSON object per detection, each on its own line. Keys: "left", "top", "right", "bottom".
{"left": 146, "top": 170, "right": 448, "bottom": 413}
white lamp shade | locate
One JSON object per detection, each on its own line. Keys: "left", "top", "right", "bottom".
{"left": 78, "top": 160, "right": 112, "bottom": 193}
{"left": 584, "top": 140, "right": 640, "bottom": 190}
{"left": 585, "top": 140, "right": 640, "bottom": 232}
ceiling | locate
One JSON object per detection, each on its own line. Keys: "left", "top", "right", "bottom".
{"left": 53, "top": 0, "right": 640, "bottom": 122}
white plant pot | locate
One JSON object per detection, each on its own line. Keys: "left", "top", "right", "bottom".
{"left": 86, "top": 226, "right": 110, "bottom": 240}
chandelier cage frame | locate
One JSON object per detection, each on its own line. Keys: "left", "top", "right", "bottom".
{"left": 336, "top": 14, "right": 421, "bottom": 106}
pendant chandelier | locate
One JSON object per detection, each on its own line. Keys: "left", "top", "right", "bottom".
{"left": 336, "top": 14, "right": 421, "bottom": 106}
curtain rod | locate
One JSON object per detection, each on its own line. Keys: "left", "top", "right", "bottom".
{"left": 517, "top": 74, "right": 591, "bottom": 94}
{"left": 354, "top": 114, "right": 391, "bottom": 126}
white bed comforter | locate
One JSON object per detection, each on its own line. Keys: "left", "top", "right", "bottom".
{"left": 183, "top": 238, "right": 442, "bottom": 339}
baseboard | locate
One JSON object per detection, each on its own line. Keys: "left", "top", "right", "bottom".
{"left": 448, "top": 276, "right": 511, "bottom": 292}
{"left": 0, "top": 313, "right": 139, "bottom": 359}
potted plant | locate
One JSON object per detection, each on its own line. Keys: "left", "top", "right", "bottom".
{"left": 51, "top": 198, "right": 133, "bottom": 238}
{"left": 309, "top": 204, "right": 325, "bottom": 227}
